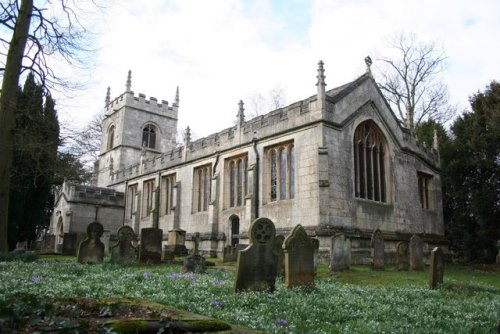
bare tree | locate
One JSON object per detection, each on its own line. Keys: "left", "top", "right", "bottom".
{"left": 246, "top": 86, "right": 287, "bottom": 118}
{"left": 374, "top": 33, "right": 454, "bottom": 131}
{"left": 63, "top": 113, "right": 103, "bottom": 168}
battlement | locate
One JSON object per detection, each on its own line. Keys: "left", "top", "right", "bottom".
{"left": 105, "top": 91, "right": 178, "bottom": 118}
{"left": 63, "top": 181, "right": 125, "bottom": 205}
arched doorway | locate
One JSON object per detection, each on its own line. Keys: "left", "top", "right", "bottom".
{"left": 230, "top": 216, "right": 240, "bottom": 246}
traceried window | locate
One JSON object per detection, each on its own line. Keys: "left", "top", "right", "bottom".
{"left": 161, "top": 174, "right": 176, "bottom": 215}
{"left": 266, "top": 142, "right": 295, "bottom": 202}
{"left": 226, "top": 155, "right": 248, "bottom": 208}
{"left": 142, "top": 179, "right": 155, "bottom": 218}
{"left": 107, "top": 125, "right": 115, "bottom": 150}
{"left": 417, "top": 172, "right": 433, "bottom": 209}
{"left": 126, "top": 184, "right": 138, "bottom": 219}
{"left": 142, "top": 125, "right": 156, "bottom": 149}
{"left": 193, "top": 164, "right": 212, "bottom": 213}
{"left": 354, "top": 120, "right": 388, "bottom": 203}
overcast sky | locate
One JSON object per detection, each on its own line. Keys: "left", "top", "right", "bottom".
{"left": 56, "top": 0, "right": 500, "bottom": 138}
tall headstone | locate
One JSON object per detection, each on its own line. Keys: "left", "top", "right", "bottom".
{"left": 283, "top": 224, "right": 315, "bottom": 288}
{"left": 138, "top": 227, "right": 163, "bottom": 264}
{"left": 330, "top": 233, "right": 351, "bottom": 272}
{"left": 371, "top": 229, "right": 384, "bottom": 271}
{"left": 182, "top": 232, "right": 206, "bottom": 273}
{"left": 77, "top": 222, "right": 105, "bottom": 264}
{"left": 429, "top": 247, "right": 444, "bottom": 289}
{"left": 396, "top": 241, "right": 409, "bottom": 271}
{"left": 274, "top": 235, "right": 285, "bottom": 277}
{"left": 62, "top": 233, "right": 78, "bottom": 256}
{"left": 234, "top": 218, "right": 277, "bottom": 292}
{"left": 110, "top": 225, "right": 137, "bottom": 263}
{"left": 410, "top": 234, "right": 424, "bottom": 270}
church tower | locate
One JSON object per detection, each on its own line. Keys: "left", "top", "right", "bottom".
{"left": 96, "top": 71, "right": 179, "bottom": 187}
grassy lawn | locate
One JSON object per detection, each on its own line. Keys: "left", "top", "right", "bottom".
{"left": 0, "top": 255, "right": 499, "bottom": 333}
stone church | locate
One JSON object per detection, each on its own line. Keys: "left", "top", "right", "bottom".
{"left": 50, "top": 60, "right": 446, "bottom": 262}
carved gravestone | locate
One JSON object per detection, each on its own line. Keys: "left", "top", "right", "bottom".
{"left": 62, "top": 233, "right": 78, "bottom": 256}
{"left": 77, "top": 222, "right": 105, "bottom": 264}
{"left": 182, "top": 232, "right": 206, "bottom": 273}
{"left": 284, "top": 224, "right": 315, "bottom": 288}
{"left": 371, "top": 229, "right": 384, "bottom": 271}
{"left": 396, "top": 241, "right": 409, "bottom": 271}
{"left": 138, "top": 227, "right": 163, "bottom": 264}
{"left": 330, "top": 233, "right": 351, "bottom": 272}
{"left": 410, "top": 235, "right": 424, "bottom": 270}
{"left": 429, "top": 247, "right": 444, "bottom": 289}
{"left": 274, "top": 235, "right": 285, "bottom": 277}
{"left": 110, "top": 225, "right": 137, "bottom": 263}
{"left": 234, "top": 218, "right": 277, "bottom": 292}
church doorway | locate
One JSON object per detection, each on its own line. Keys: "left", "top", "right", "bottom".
{"left": 230, "top": 216, "right": 240, "bottom": 246}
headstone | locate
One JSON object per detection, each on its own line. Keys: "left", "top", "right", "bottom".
{"left": 283, "top": 224, "right": 315, "bottom": 288}
{"left": 182, "top": 233, "right": 206, "bottom": 273}
{"left": 410, "top": 234, "right": 424, "bottom": 270}
{"left": 222, "top": 245, "right": 237, "bottom": 262}
{"left": 396, "top": 241, "right": 409, "bottom": 271}
{"left": 110, "top": 225, "right": 137, "bottom": 263}
{"left": 62, "top": 233, "right": 78, "bottom": 256}
{"left": 164, "top": 228, "right": 188, "bottom": 256}
{"left": 274, "top": 235, "right": 285, "bottom": 276}
{"left": 234, "top": 217, "right": 277, "bottom": 292}
{"left": 429, "top": 247, "right": 444, "bottom": 289}
{"left": 370, "top": 229, "right": 384, "bottom": 270}
{"left": 163, "top": 247, "right": 175, "bottom": 262}
{"left": 330, "top": 233, "right": 351, "bottom": 272}
{"left": 138, "top": 227, "right": 163, "bottom": 264}
{"left": 101, "top": 230, "right": 111, "bottom": 256}
{"left": 311, "top": 238, "right": 320, "bottom": 277}
{"left": 77, "top": 222, "right": 105, "bottom": 264}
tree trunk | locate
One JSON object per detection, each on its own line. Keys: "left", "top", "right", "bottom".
{"left": 0, "top": 0, "right": 33, "bottom": 252}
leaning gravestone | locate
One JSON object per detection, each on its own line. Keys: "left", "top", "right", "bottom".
{"left": 429, "top": 246, "right": 444, "bottom": 289}
{"left": 110, "top": 225, "right": 137, "bottom": 263}
{"left": 283, "top": 224, "right": 315, "bottom": 288}
{"left": 410, "top": 234, "right": 424, "bottom": 270}
{"left": 234, "top": 217, "right": 277, "bottom": 292}
{"left": 396, "top": 241, "right": 409, "bottom": 271}
{"left": 77, "top": 222, "right": 105, "bottom": 264}
{"left": 330, "top": 233, "right": 351, "bottom": 272}
{"left": 371, "top": 229, "right": 384, "bottom": 270}
{"left": 62, "top": 233, "right": 78, "bottom": 256}
{"left": 138, "top": 227, "right": 163, "bottom": 264}
{"left": 182, "top": 232, "right": 206, "bottom": 273}
{"left": 274, "top": 235, "right": 285, "bottom": 277}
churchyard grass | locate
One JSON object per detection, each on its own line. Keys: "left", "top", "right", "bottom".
{"left": 0, "top": 258, "right": 499, "bottom": 333}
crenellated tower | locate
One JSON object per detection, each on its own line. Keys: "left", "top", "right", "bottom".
{"left": 96, "top": 71, "right": 179, "bottom": 187}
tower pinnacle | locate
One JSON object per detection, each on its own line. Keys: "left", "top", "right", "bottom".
{"left": 316, "top": 60, "right": 326, "bottom": 112}
{"left": 316, "top": 60, "right": 326, "bottom": 87}
{"left": 126, "top": 70, "right": 132, "bottom": 92}
{"left": 237, "top": 100, "right": 245, "bottom": 126}
{"left": 105, "top": 86, "right": 110, "bottom": 106}
{"left": 174, "top": 86, "right": 180, "bottom": 107}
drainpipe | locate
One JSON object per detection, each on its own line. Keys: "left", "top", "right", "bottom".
{"left": 252, "top": 135, "right": 259, "bottom": 219}
{"left": 122, "top": 180, "right": 128, "bottom": 226}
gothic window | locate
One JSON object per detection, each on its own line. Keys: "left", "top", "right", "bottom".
{"left": 161, "top": 174, "right": 176, "bottom": 215}
{"left": 107, "top": 125, "right": 115, "bottom": 150}
{"left": 193, "top": 164, "right": 212, "bottom": 213}
{"left": 142, "top": 125, "right": 156, "bottom": 149}
{"left": 266, "top": 142, "right": 294, "bottom": 202}
{"left": 354, "top": 120, "right": 388, "bottom": 203}
{"left": 127, "top": 184, "right": 138, "bottom": 219}
{"left": 142, "top": 179, "right": 155, "bottom": 218}
{"left": 226, "top": 155, "right": 248, "bottom": 208}
{"left": 418, "top": 172, "right": 433, "bottom": 209}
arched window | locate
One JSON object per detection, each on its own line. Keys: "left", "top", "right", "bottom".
{"left": 107, "top": 125, "right": 115, "bottom": 150}
{"left": 266, "top": 142, "right": 294, "bottom": 202}
{"left": 193, "top": 164, "right": 212, "bottom": 213}
{"left": 226, "top": 155, "right": 248, "bottom": 208}
{"left": 354, "top": 120, "right": 388, "bottom": 202}
{"left": 142, "top": 125, "right": 156, "bottom": 149}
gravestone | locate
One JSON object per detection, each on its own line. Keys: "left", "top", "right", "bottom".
{"left": 234, "top": 217, "right": 277, "bottom": 292}
{"left": 222, "top": 245, "right": 237, "bottom": 262}
{"left": 330, "top": 233, "right": 351, "bottom": 272}
{"left": 370, "top": 229, "right": 384, "bottom": 270}
{"left": 138, "top": 227, "right": 163, "bottom": 264}
{"left": 274, "top": 235, "right": 285, "bottom": 277}
{"left": 182, "top": 232, "right": 206, "bottom": 273}
{"left": 396, "top": 241, "right": 409, "bottom": 271}
{"left": 62, "top": 233, "right": 79, "bottom": 256}
{"left": 101, "top": 230, "right": 111, "bottom": 256}
{"left": 283, "top": 224, "right": 315, "bottom": 288}
{"left": 165, "top": 228, "right": 188, "bottom": 256}
{"left": 77, "top": 222, "right": 105, "bottom": 264}
{"left": 110, "top": 225, "right": 137, "bottom": 263}
{"left": 410, "top": 234, "right": 424, "bottom": 270}
{"left": 429, "top": 247, "right": 444, "bottom": 289}
{"left": 311, "top": 238, "right": 320, "bottom": 277}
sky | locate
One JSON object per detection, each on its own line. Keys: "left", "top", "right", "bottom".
{"left": 55, "top": 0, "right": 500, "bottom": 139}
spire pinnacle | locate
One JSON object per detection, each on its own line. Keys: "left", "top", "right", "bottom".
{"left": 105, "top": 86, "right": 110, "bottom": 106}
{"left": 237, "top": 100, "right": 245, "bottom": 126}
{"left": 174, "top": 86, "right": 180, "bottom": 107}
{"left": 365, "top": 56, "right": 373, "bottom": 75}
{"left": 433, "top": 128, "right": 439, "bottom": 151}
{"left": 126, "top": 70, "right": 132, "bottom": 92}
{"left": 316, "top": 60, "right": 326, "bottom": 87}
{"left": 184, "top": 126, "right": 191, "bottom": 145}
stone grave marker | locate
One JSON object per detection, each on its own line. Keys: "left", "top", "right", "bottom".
{"left": 371, "top": 229, "right": 384, "bottom": 270}
{"left": 62, "top": 233, "right": 78, "bottom": 256}
{"left": 165, "top": 228, "right": 188, "bottom": 256}
{"left": 222, "top": 245, "right": 237, "bottom": 262}
{"left": 311, "top": 238, "right": 320, "bottom": 277}
{"left": 274, "top": 235, "right": 285, "bottom": 277}
{"left": 234, "top": 217, "right": 277, "bottom": 292}
{"left": 410, "top": 234, "right": 424, "bottom": 270}
{"left": 182, "top": 232, "right": 206, "bottom": 273}
{"left": 77, "top": 222, "right": 105, "bottom": 264}
{"left": 138, "top": 227, "right": 163, "bottom": 264}
{"left": 101, "top": 230, "right": 111, "bottom": 256}
{"left": 396, "top": 241, "right": 409, "bottom": 271}
{"left": 429, "top": 246, "right": 444, "bottom": 289}
{"left": 110, "top": 225, "right": 137, "bottom": 263}
{"left": 283, "top": 224, "right": 315, "bottom": 288}
{"left": 330, "top": 233, "right": 351, "bottom": 272}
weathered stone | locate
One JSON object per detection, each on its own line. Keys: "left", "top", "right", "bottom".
{"left": 330, "top": 233, "right": 351, "bottom": 272}
{"left": 311, "top": 238, "right": 320, "bottom": 277}
{"left": 234, "top": 218, "right": 277, "bottom": 292}
{"left": 429, "top": 246, "right": 444, "bottom": 289}
{"left": 183, "top": 233, "right": 206, "bottom": 273}
{"left": 138, "top": 227, "right": 163, "bottom": 264}
{"left": 165, "top": 228, "right": 188, "bottom": 256}
{"left": 370, "top": 229, "right": 384, "bottom": 270}
{"left": 77, "top": 222, "right": 105, "bottom": 264}
{"left": 110, "top": 225, "right": 137, "bottom": 263}
{"left": 62, "top": 233, "right": 79, "bottom": 256}
{"left": 274, "top": 235, "right": 285, "bottom": 276}
{"left": 284, "top": 224, "right": 315, "bottom": 288}
{"left": 410, "top": 234, "right": 424, "bottom": 270}
{"left": 396, "top": 241, "right": 409, "bottom": 271}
